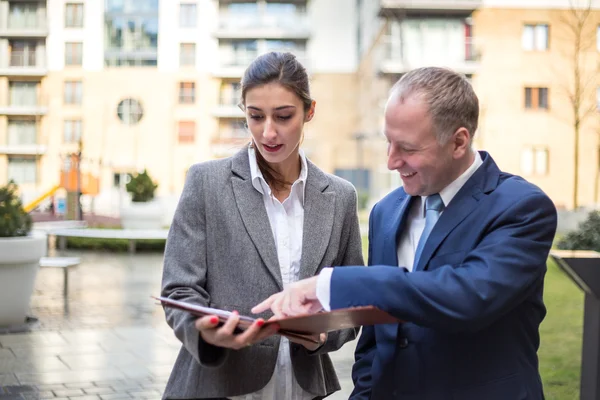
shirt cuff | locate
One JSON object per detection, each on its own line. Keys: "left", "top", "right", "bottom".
{"left": 316, "top": 267, "right": 334, "bottom": 312}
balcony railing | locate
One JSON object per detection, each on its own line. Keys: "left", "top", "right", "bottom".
{"left": 2, "top": 18, "right": 48, "bottom": 37}
{"left": 379, "top": 0, "right": 482, "bottom": 15}
{"left": 380, "top": 36, "right": 480, "bottom": 74}
{"left": 10, "top": 51, "right": 37, "bottom": 67}
{"left": 216, "top": 13, "right": 310, "bottom": 38}
{"left": 0, "top": 144, "right": 47, "bottom": 156}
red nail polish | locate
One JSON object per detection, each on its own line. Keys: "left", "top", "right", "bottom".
{"left": 256, "top": 320, "right": 265, "bottom": 327}
{"left": 210, "top": 316, "right": 219, "bottom": 324}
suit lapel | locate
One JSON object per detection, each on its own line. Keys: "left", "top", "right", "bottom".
{"left": 299, "top": 162, "right": 334, "bottom": 280}
{"left": 414, "top": 151, "right": 500, "bottom": 272}
{"left": 230, "top": 148, "right": 283, "bottom": 289}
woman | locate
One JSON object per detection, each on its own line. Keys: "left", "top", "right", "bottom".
{"left": 161, "top": 52, "right": 363, "bottom": 400}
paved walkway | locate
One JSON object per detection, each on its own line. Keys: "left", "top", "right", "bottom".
{"left": 0, "top": 252, "right": 357, "bottom": 400}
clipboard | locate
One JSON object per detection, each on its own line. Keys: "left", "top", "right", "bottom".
{"left": 153, "top": 296, "right": 401, "bottom": 343}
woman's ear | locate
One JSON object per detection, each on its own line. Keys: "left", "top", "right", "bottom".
{"left": 305, "top": 100, "right": 316, "bottom": 122}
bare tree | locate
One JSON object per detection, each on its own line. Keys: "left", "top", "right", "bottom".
{"left": 556, "top": 0, "right": 598, "bottom": 208}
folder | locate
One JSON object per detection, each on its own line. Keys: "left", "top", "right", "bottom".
{"left": 153, "top": 296, "right": 401, "bottom": 344}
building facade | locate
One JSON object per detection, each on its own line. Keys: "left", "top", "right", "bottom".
{"left": 0, "top": 0, "right": 358, "bottom": 216}
{"left": 357, "top": 0, "right": 600, "bottom": 209}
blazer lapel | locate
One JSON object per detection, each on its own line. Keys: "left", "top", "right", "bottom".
{"left": 299, "top": 162, "right": 335, "bottom": 280}
{"left": 230, "top": 149, "right": 283, "bottom": 289}
{"left": 414, "top": 151, "right": 500, "bottom": 272}
{"left": 384, "top": 192, "right": 413, "bottom": 266}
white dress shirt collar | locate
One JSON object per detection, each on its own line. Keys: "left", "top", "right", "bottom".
{"left": 248, "top": 146, "right": 308, "bottom": 205}
{"left": 419, "top": 150, "right": 483, "bottom": 215}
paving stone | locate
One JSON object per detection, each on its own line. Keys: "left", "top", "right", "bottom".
{"left": 82, "top": 389, "right": 113, "bottom": 396}
{"left": 99, "top": 395, "right": 131, "bottom": 400}
{"left": 51, "top": 390, "right": 83, "bottom": 398}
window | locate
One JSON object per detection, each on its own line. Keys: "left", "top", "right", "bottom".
{"left": 65, "top": 42, "right": 83, "bottom": 66}
{"left": 521, "top": 147, "right": 548, "bottom": 175}
{"left": 104, "top": 3, "right": 158, "bottom": 67}
{"left": 221, "top": 120, "right": 247, "bottom": 138}
{"left": 64, "top": 81, "right": 83, "bottom": 105}
{"left": 180, "top": 4, "right": 197, "bottom": 28}
{"left": 522, "top": 24, "right": 549, "bottom": 51}
{"left": 9, "top": 40, "right": 37, "bottom": 67}
{"left": 8, "top": 2, "right": 38, "bottom": 29}
{"left": 65, "top": 3, "right": 84, "bottom": 28}
{"left": 219, "top": 82, "right": 241, "bottom": 106}
{"left": 113, "top": 172, "right": 131, "bottom": 188}
{"left": 8, "top": 157, "right": 36, "bottom": 184}
{"left": 179, "top": 82, "right": 196, "bottom": 104}
{"left": 64, "top": 119, "right": 82, "bottom": 143}
{"left": 9, "top": 82, "right": 37, "bottom": 106}
{"left": 180, "top": 43, "right": 196, "bottom": 66}
{"left": 8, "top": 120, "right": 36, "bottom": 146}
{"left": 178, "top": 121, "right": 196, "bottom": 144}
{"left": 524, "top": 87, "right": 549, "bottom": 110}
{"left": 117, "top": 98, "right": 144, "bottom": 125}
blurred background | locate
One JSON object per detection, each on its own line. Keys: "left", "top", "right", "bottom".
{"left": 0, "top": 0, "right": 599, "bottom": 226}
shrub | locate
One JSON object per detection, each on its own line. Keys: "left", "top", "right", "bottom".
{"left": 126, "top": 169, "right": 158, "bottom": 202}
{"left": 556, "top": 210, "right": 600, "bottom": 251}
{"left": 0, "top": 180, "right": 32, "bottom": 237}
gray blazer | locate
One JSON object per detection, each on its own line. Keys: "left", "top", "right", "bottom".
{"left": 161, "top": 147, "right": 364, "bottom": 399}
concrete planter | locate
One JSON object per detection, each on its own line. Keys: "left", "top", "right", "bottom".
{"left": 120, "top": 200, "right": 164, "bottom": 230}
{"left": 0, "top": 234, "right": 45, "bottom": 327}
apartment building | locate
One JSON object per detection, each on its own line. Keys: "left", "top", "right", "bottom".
{"left": 473, "top": 0, "right": 600, "bottom": 209}
{"left": 0, "top": 0, "right": 49, "bottom": 202}
{"left": 0, "top": 0, "right": 358, "bottom": 215}
{"left": 357, "top": 0, "right": 600, "bottom": 209}
{"left": 355, "top": 0, "right": 482, "bottom": 200}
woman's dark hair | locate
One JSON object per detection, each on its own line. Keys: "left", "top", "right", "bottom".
{"left": 241, "top": 51, "right": 312, "bottom": 192}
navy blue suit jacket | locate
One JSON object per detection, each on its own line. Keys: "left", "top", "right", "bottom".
{"left": 330, "top": 152, "right": 557, "bottom": 400}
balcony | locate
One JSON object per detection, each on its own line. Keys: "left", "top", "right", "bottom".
{"left": 379, "top": 0, "right": 482, "bottom": 17}
{"left": 0, "top": 144, "right": 47, "bottom": 155}
{"left": 213, "top": 94, "right": 244, "bottom": 118}
{"left": 215, "top": 13, "right": 310, "bottom": 40}
{"left": 0, "top": 51, "right": 47, "bottom": 77}
{"left": 0, "top": 101, "right": 48, "bottom": 116}
{"left": 0, "top": 21, "right": 48, "bottom": 38}
{"left": 213, "top": 54, "right": 258, "bottom": 78}
{"left": 211, "top": 136, "right": 250, "bottom": 158}
{"left": 379, "top": 37, "right": 480, "bottom": 75}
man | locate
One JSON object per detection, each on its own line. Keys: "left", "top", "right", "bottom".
{"left": 253, "top": 67, "right": 557, "bottom": 399}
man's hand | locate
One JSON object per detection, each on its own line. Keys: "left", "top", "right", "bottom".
{"left": 289, "top": 332, "right": 328, "bottom": 351}
{"left": 252, "top": 276, "right": 322, "bottom": 318}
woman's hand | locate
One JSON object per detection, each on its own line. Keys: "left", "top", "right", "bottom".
{"left": 195, "top": 311, "right": 280, "bottom": 350}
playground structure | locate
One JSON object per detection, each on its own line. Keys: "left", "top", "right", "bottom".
{"left": 24, "top": 154, "right": 99, "bottom": 217}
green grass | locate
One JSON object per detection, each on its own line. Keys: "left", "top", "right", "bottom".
{"left": 359, "top": 236, "right": 583, "bottom": 398}
{"left": 539, "top": 259, "right": 583, "bottom": 399}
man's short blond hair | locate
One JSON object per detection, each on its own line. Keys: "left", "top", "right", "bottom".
{"left": 389, "top": 67, "right": 479, "bottom": 144}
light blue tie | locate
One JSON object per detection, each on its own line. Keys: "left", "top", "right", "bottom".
{"left": 413, "top": 194, "right": 444, "bottom": 270}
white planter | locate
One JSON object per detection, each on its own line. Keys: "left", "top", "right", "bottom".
{"left": 0, "top": 234, "right": 45, "bottom": 327}
{"left": 120, "top": 200, "right": 165, "bottom": 230}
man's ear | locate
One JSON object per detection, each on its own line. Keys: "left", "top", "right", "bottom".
{"left": 305, "top": 100, "right": 316, "bottom": 122}
{"left": 452, "top": 127, "right": 471, "bottom": 158}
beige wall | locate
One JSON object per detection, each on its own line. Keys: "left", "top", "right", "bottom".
{"left": 303, "top": 72, "right": 359, "bottom": 173}
{"left": 0, "top": 69, "right": 363, "bottom": 210}
{"left": 473, "top": 7, "right": 600, "bottom": 209}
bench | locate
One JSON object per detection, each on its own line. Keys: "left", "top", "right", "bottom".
{"left": 48, "top": 228, "right": 169, "bottom": 254}
{"left": 39, "top": 256, "right": 81, "bottom": 297}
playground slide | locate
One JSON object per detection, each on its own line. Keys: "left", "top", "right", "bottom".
{"left": 24, "top": 185, "right": 60, "bottom": 213}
